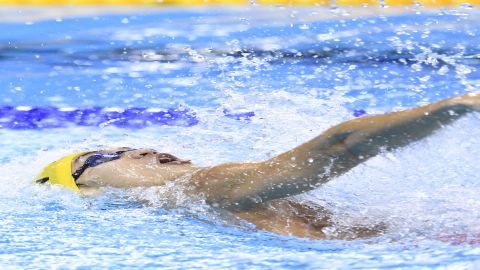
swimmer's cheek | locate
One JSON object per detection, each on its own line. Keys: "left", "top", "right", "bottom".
{"left": 76, "top": 175, "right": 115, "bottom": 188}
{"left": 76, "top": 176, "right": 101, "bottom": 188}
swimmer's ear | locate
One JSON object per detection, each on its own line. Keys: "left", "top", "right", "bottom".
{"left": 35, "top": 177, "right": 49, "bottom": 184}
{"left": 157, "top": 153, "right": 191, "bottom": 164}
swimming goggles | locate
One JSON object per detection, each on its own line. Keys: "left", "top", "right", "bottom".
{"left": 72, "top": 149, "right": 134, "bottom": 181}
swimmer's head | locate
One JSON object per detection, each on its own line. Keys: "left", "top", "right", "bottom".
{"left": 34, "top": 152, "right": 86, "bottom": 192}
{"left": 34, "top": 148, "right": 194, "bottom": 191}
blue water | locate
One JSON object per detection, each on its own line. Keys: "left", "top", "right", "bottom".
{"left": 1, "top": 6, "right": 480, "bottom": 269}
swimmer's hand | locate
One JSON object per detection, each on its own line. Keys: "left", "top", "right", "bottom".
{"left": 448, "top": 92, "right": 480, "bottom": 112}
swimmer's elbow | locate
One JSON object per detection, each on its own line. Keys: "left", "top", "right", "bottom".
{"left": 321, "top": 126, "right": 369, "bottom": 158}
{"left": 342, "top": 131, "right": 382, "bottom": 159}
{"left": 322, "top": 123, "right": 384, "bottom": 159}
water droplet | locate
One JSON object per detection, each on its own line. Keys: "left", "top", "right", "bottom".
{"left": 411, "top": 64, "right": 422, "bottom": 72}
{"left": 299, "top": 24, "right": 309, "bottom": 30}
{"left": 438, "top": 65, "right": 449, "bottom": 75}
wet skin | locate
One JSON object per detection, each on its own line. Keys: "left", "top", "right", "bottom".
{"left": 73, "top": 92, "right": 480, "bottom": 240}
{"left": 74, "top": 148, "right": 198, "bottom": 189}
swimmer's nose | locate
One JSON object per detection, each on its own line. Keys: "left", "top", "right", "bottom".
{"left": 126, "top": 148, "right": 158, "bottom": 159}
{"left": 156, "top": 153, "right": 191, "bottom": 164}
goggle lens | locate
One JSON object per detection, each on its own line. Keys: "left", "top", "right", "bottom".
{"left": 72, "top": 149, "right": 133, "bottom": 181}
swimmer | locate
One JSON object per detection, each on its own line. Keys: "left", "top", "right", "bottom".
{"left": 35, "top": 92, "right": 480, "bottom": 240}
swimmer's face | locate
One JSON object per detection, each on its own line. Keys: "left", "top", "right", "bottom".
{"left": 72, "top": 147, "right": 196, "bottom": 188}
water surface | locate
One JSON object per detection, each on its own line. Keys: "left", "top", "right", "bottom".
{"left": 1, "top": 6, "right": 480, "bottom": 269}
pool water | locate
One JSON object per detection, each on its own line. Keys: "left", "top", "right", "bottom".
{"left": 1, "top": 6, "right": 480, "bottom": 269}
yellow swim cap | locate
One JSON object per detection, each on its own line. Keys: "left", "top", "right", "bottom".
{"left": 34, "top": 152, "right": 86, "bottom": 192}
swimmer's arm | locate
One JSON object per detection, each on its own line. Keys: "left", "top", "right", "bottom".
{"left": 191, "top": 93, "right": 480, "bottom": 210}
{"left": 316, "top": 92, "right": 480, "bottom": 160}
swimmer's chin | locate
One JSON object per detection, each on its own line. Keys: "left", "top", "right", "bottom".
{"left": 78, "top": 186, "right": 104, "bottom": 196}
